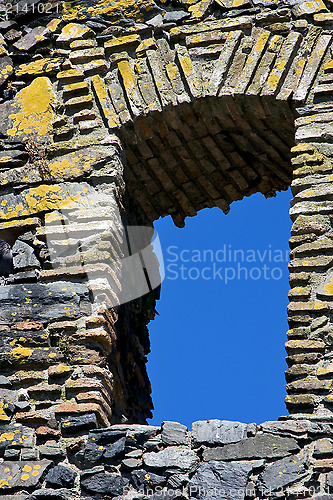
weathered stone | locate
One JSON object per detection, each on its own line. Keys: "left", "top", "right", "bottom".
{"left": 0, "top": 460, "right": 51, "bottom": 489}
{"left": 121, "top": 458, "right": 142, "bottom": 469}
{"left": 314, "top": 438, "right": 333, "bottom": 457}
{"left": 131, "top": 469, "right": 167, "bottom": 488}
{"left": 143, "top": 446, "right": 198, "bottom": 471}
{"left": 202, "top": 434, "right": 299, "bottom": 461}
{"left": 0, "top": 376, "right": 11, "bottom": 387}
{"left": 189, "top": 461, "right": 252, "bottom": 500}
{"left": 45, "top": 465, "right": 77, "bottom": 488}
{"left": 12, "top": 241, "right": 40, "bottom": 271}
{"left": 260, "top": 455, "right": 306, "bottom": 491}
{"left": 13, "top": 27, "right": 47, "bottom": 52}
{"left": 0, "top": 425, "right": 34, "bottom": 455}
{"left": 28, "top": 489, "right": 74, "bottom": 500}
{"left": 39, "top": 441, "right": 65, "bottom": 459}
{"left": 4, "top": 448, "right": 20, "bottom": 459}
{"left": 20, "top": 448, "right": 38, "bottom": 460}
{"left": 84, "top": 435, "right": 126, "bottom": 467}
{"left": 81, "top": 473, "right": 129, "bottom": 495}
{"left": 61, "top": 414, "right": 98, "bottom": 436}
{"left": 164, "top": 10, "right": 190, "bottom": 22}
{"left": 162, "top": 421, "right": 187, "bottom": 445}
{"left": 192, "top": 420, "right": 247, "bottom": 447}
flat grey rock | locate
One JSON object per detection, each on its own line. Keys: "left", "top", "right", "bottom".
{"left": 12, "top": 240, "right": 40, "bottom": 271}
{"left": 192, "top": 420, "right": 247, "bottom": 447}
{"left": 189, "top": 461, "right": 252, "bottom": 500}
{"left": 0, "top": 375, "right": 11, "bottom": 387}
{"left": 144, "top": 446, "right": 198, "bottom": 471}
{"left": 203, "top": 434, "right": 299, "bottom": 461}
{"left": 162, "top": 421, "right": 187, "bottom": 445}
{"left": 260, "top": 455, "right": 306, "bottom": 491}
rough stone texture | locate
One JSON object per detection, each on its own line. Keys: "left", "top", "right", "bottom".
{"left": 202, "top": 433, "right": 300, "bottom": 460}
{"left": 0, "top": 0, "right": 333, "bottom": 498}
{"left": 189, "top": 460, "right": 253, "bottom": 500}
{"left": 192, "top": 419, "right": 247, "bottom": 446}
{"left": 162, "top": 421, "right": 188, "bottom": 445}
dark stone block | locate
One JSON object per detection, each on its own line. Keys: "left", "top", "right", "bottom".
{"left": 84, "top": 436, "right": 126, "bottom": 467}
{"left": 12, "top": 240, "right": 40, "bottom": 271}
{"left": 28, "top": 489, "right": 74, "bottom": 500}
{"left": 81, "top": 473, "right": 129, "bottom": 496}
{"left": 45, "top": 465, "right": 77, "bottom": 489}
{"left": 162, "top": 421, "right": 187, "bottom": 446}
{"left": 61, "top": 414, "right": 97, "bottom": 436}
{"left": 0, "top": 281, "right": 91, "bottom": 326}
{"left": 4, "top": 448, "right": 20, "bottom": 460}
{"left": 259, "top": 455, "right": 306, "bottom": 492}
{"left": 203, "top": 434, "right": 299, "bottom": 461}
{"left": 189, "top": 461, "right": 252, "bottom": 500}
{"left": 131, "top": 469, "right": 167, "bottom": 489}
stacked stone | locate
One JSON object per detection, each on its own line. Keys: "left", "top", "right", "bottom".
{"left": 0, "top": 5, "right": 158, "bottom": 443}
{"left": 286, "top": 107, "right": 333, "bottom": 415}
{"left": 1, "top": 0, "right": 333, "bottom": 497}
{"left": 1, "top": 419, "right": 333, "bottom": 499}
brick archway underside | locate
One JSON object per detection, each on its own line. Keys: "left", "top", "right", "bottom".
{"left": 1, "top": 1, "right": 333, "bottom": 496}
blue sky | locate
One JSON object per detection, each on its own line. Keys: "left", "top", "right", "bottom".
{"left": 148, "top": 188, "right": 292, "bottom": 429}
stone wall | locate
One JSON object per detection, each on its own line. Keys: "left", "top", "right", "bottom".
{"left": 2, "top": 418, "right": 333, "bottom": 499}
{"left": 1, "top": 0, "right": 333, "bottom": 497}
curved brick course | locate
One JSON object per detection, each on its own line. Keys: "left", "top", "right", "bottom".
{"left": 0, "top": 0, "right": 333, "bottom": 498}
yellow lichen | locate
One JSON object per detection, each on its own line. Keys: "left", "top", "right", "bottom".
{"left": 180, "top": 56, "right": 193, "bottom": 77}
{"left": 117, "top": 60, "right": 135, "bottom": 88}
{"left": 7, "top": 77, "right": 55, "bottom": 138}
{"left": 10, "top": 347, "right": 33, "bottom": 359}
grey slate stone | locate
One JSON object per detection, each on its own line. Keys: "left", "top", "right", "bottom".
{"left": 28, "top": 489, "right": 75, "bottom": 500}
{"left": 203, "top": 433, "right": 299, "bottom": 461}
{"left": 327, "top": 471, "right": 333, "bottom": 489}
{"left": 84, "top": 435, "right": 126, "bottom": 467}
{"left": 146, "top": 14, "right": 163, "bottom": 26}
{"left": 144, "top": 435, "right": 163, "bottom": 452}
{"left": 122, "top": 458, "right": 142, "bottom": 469}
{"left": 14, "top": 401, "right": 31, "bottom": 412}
{"left": 21, "top": 448, "right": 39, "bottom": 460}
{"left": 144, "top": 446, "right": 198, "bottom": 471}
{"left": 99, "top": 424, "right": 160, "bottom": 439}
{"left": 12, "top": 240, "right": 40, "bottom": 271}
{"left": 131, "top": 469, "right": 166, "bottom": 489}
{"left": 260, "top": 420, "right": 310, "bottom": 436}
{"left": 189, "top": 461, "right": 252, "bottom": 500}
{"left": 61, "top": 414, "right": 97, "bottom": 436}
{"left": 4, "top": 448, "right": 20, "bottom": 459}
{"left": 39, "top": 441, "right": 65, "bottom": 459}
{"left": 45, "top": 465, "right": 77, "bottom": 488}
{"left": 167, "top": 474, "right": 189, "bottom": 489}
{"left": 164, "top": 10, "right": 190, "bottom": 22}
{"left": 81, "top": 473, "right": 129, "bottom": 495}
{"left": 0, "top": 375, "right": 11, "bottom": 387}
{"left": 0, "top": 460, "right": 51, "bottom": 489}
{"left": 260, "top": 455, "right": 306, "bottom": 492}
{"left": 192, "top": 420, "right": 247, "bottom": 447}
{"left": 314, "top": 438, "right": 333, "bottom": 457}
{"left": 162, "top": 421, "right": 187, "bottom": 445}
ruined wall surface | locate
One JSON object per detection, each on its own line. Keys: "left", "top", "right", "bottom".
{"left": 1, "top": 0, "right": 333, "bottom": 498}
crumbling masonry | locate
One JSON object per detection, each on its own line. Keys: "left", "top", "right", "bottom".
{"left": 1, "top": 0, "right": 333, "bottom": 498}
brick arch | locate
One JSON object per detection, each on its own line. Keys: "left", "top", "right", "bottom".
{"left": 0, "top": 4, "right": 333, "bottom": 491}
